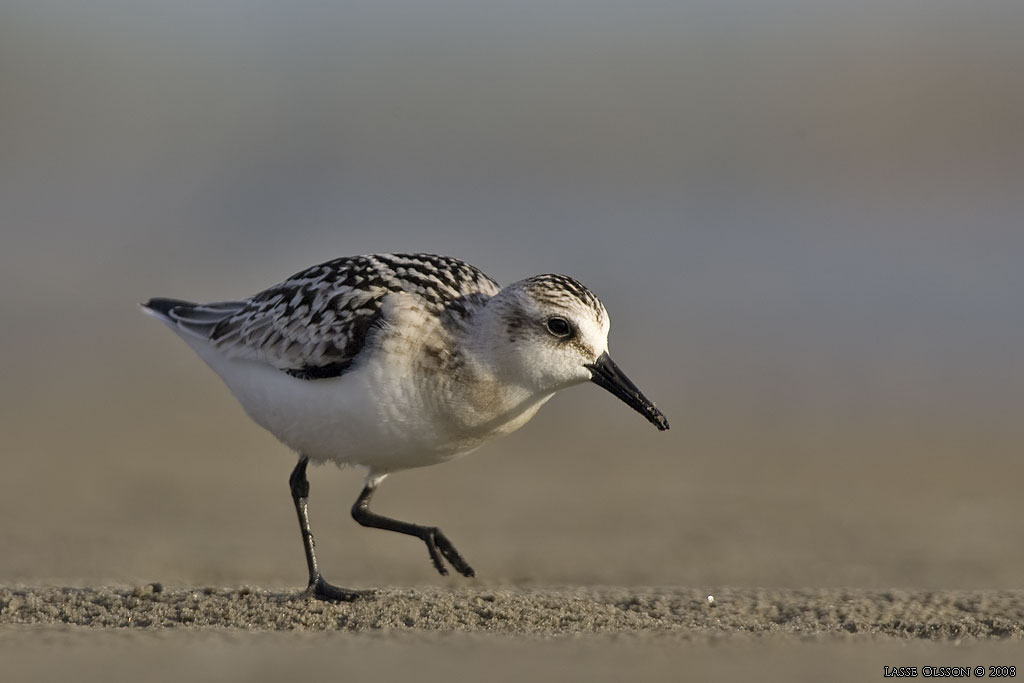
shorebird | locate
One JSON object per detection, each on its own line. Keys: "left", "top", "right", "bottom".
{"left": 143, "top": 253, "right": 668, "bottom": 600}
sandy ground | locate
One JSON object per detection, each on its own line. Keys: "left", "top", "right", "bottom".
{"left": 6, "top": 581, "right": 1024, "bottom": 634}
{"left": 4, "top": 585, "right": 1024, "bottom": 637}
{"left": 3, "top": 585, "right": 1023, "bottom": 682}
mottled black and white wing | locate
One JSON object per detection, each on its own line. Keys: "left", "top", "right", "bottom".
{"left": 145, "top": 253, "right": 500, "bottom": 380}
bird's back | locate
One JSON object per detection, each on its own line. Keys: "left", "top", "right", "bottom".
{"left": 145, "top": 253, "right": 501, "bottom": 378}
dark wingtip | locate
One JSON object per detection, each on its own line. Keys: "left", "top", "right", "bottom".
{"left": 141, "top": 297, "right": 195, "bottom": 316}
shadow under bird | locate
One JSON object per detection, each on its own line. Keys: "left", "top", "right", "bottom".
{"left": 143, "top": 253, "right": 669, "bottom": 600}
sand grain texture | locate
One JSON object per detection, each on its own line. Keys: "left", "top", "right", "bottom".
{"left": 6, "top": 586, "right": 1024, "bottom": 683}
{"left": 3, "top": 585, "right": 1023, "bottom": 639}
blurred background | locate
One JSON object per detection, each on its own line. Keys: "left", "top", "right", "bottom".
{"left": 1, "top": 0, "right": 1022, "bottom": 591}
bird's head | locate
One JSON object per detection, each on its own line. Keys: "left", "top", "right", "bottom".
{"left": 479, "top": 274, "right": 669, "bottom": 431}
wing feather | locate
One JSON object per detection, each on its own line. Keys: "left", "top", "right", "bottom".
{"left": 184, "top": 253, "right": 501, "bottom": 379}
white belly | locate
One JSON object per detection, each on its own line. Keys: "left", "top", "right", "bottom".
{"left": 186, "top": 337, "right": 549, "bottom": 475}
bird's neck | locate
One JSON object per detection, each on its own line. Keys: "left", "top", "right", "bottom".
{"left": 438, "top": 298, "right": 552, "bottom": 435}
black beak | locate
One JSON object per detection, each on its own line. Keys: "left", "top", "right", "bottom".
{"left": 585, "top": 352, "right": 670, "bottom": 431}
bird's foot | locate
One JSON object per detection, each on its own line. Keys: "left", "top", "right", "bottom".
{"left": 305, "top": 576, "right": 376, "bottom": 602}
{"left": 424, "top": 527, "right": 475, "bottom": 577}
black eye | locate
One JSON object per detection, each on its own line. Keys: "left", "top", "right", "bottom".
{"left": 545, "top": 317, "right": 572, "bottom": 338}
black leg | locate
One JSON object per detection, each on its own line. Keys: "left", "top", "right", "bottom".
{"left": 289, "top": 456, "right": 372, "bottom": 601}
{"left": 351, "top": 480, "right": 475, "bottom": 577}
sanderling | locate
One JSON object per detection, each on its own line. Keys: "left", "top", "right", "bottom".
{"left": 143, "top": 253, "right": 668, "bottom": 600}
